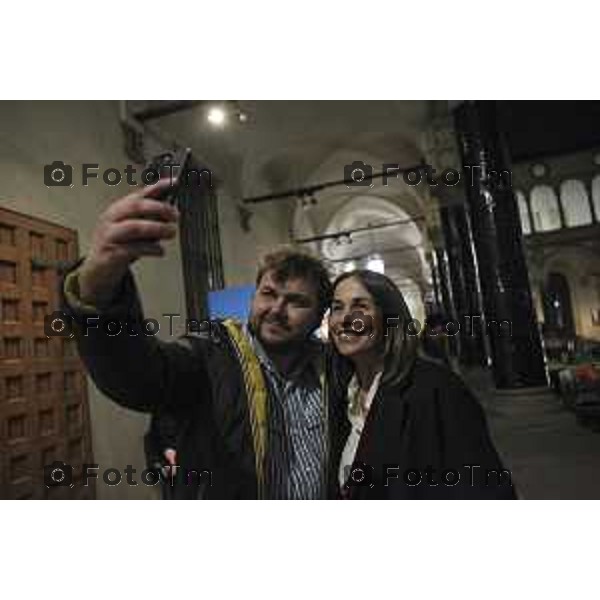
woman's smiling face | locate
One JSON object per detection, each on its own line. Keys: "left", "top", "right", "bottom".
{"left": 328, "top": 276, "right": 383, "bottom": 361}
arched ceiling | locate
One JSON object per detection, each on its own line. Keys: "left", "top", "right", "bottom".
{"left": 141, "top": 100, "right": 444, "bottom": 197}
{"left": 143, "top": 100, "right": 443, "bottom": 308}
{"left": 311, "top": 194, "right": 429, "bottom": 290}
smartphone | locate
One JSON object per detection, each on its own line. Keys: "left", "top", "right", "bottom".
{"left": 146, "top": 147, "right": 192, "bottom": 205}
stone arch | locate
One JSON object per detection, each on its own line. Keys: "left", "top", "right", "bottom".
{"left": 539, "top": 247, "right": 600, "bottom": 337}
{"left": 314, "top": 194, "right": 430, "bottom": 323}
{"left": 542, "top": 271, "right": 576, "bottom": 335}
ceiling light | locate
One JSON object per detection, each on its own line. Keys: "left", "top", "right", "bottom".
{"left": 366, "top": 256, "right": 385, "bottom": 274}
{"left": 207, "top": 106, "right": 227, "bottom": 126}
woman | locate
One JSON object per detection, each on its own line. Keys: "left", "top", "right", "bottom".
{"left": 327, "top": 270, "right": 516, "bottom": 499}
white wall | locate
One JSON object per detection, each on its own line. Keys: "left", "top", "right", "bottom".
{"left": 217, "top": 188, "right": 292, "bottom": 287}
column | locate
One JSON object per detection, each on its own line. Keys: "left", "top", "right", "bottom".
{"left": 453, "top": 101, "right": 547, "bottom": 389}
{"left": 439, "top": 201, "right": 488, "bottom": 367}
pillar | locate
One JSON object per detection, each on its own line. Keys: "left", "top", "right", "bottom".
{"left": 453, "top": 100, "right": 547, "bottom": 388}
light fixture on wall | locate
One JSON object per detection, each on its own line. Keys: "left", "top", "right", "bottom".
{"left": 334, "top": 233, "right": 352, "bottom": 246}
{"left": 299, "top": 192, "right": 318, "bottom": 210}
{"left": 237, "top": 204, "right": 253, "bottom": 233}
{"left": 206, "top": 101, "right": 248, "bottom": 127}
{"left": 531, "top": 163, "right": 548, "bottom": 178}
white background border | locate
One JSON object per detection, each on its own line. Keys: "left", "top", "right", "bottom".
{"left": 2, "top": 1, "right": 598, "bottom": 597}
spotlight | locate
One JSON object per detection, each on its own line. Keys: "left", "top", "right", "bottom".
{"left": 366, "top": 256, "right": 385, "bottom": 273}
{"left": 207, "top": 106, "right": 227, "bottom": 126}
{"left": 206, "top": 102, "right": 249, "bottom": 128}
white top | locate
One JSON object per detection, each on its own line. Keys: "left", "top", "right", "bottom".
{"left": 338, "top": 370, "right": 383, "bottom": 490}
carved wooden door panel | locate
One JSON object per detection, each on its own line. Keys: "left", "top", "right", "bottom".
{"left": 0, "top": 206, "right": 94, "bottom": 499}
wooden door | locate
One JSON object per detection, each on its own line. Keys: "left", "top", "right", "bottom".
{"left": 0, "top": 206, "right": 94, "bottom": 499}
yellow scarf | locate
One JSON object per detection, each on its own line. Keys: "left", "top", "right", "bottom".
{"left": 222, "top": 319, "right": 329, "bottom": 499}
{"left": 223, "top": 319, "right": 269, "bottom": 498}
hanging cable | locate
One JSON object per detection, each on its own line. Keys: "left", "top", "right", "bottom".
{"left": 242, "top": 163, "right": 428, "bottom": 205}
{"left": 294, "top": 214, "right": 426, "bottom": 244}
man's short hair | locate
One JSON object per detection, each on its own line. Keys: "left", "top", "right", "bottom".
{"left": 256, "top": 246, "right": 333, "bottom": 315}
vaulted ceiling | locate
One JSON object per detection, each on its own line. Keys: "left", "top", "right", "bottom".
{"left": 134, "top": 100, "right": 450, "bottom": 319}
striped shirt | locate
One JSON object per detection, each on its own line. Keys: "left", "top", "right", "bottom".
{"left": 246, "top": 327, "right": 327, "bottom": 499}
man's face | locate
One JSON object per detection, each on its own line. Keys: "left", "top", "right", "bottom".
{"left": 249, "top": 270, "right": 322, "bottom": 349}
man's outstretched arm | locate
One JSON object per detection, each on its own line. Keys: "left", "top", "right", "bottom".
{"left": 60, "top": 178, "right": 207, "bottom": 413}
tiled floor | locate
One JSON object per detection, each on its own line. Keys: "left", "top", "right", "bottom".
{"left": 463, "top": 367, "right": 600, "bottom": 499}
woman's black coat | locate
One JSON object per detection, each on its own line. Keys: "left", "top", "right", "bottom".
{"left": 328, "top": 357, "right": 517, "bottom": 499}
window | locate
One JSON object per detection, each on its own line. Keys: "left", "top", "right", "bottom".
{"left": 560, "top": 179, "right": 592, "bottom": 227}
{"left": 530, "top": 185, "right": 561, "bottom": 232}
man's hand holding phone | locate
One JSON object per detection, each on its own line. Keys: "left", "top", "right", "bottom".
{"left": 77, "top": 177, "right": 180, "bottom": 307}
{"left": 76, "top": 148, "right": 193, "bottom": 307}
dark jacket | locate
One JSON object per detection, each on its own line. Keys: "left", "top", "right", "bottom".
{"left": 61, "top": 266, "right": 515, "bottom": 500}
{"left": 62, "top": 266, "right": 338, "bottom": 499}
{"left": 330, "top": 358, "right": 517, "bottom": 499}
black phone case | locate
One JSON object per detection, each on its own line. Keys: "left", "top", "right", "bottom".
{"left": 146, "top": 147, "right": 192, "bottom": 205}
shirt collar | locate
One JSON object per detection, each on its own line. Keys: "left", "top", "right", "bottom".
{"left": 348, "top": 370, "right": 383, "bottom": 416}
{"left": 243, "top": 322, "right": 322, "bottom": 385}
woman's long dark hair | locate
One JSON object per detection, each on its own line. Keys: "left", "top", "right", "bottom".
{"left": 328, "top": 269, "right": 419, "bottom": 393}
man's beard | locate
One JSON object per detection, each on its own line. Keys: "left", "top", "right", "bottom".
{"left": 255, "top": 316, "right": 288, "bottom": 340}
{"left": 250, "top": 315, "right": 308, "bottom": 352}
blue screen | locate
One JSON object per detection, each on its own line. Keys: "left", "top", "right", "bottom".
{"left": 207, "top": 286, "right": 255, "bottom": 321}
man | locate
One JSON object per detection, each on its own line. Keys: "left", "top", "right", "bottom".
{"left": 144, "top": 409, "right": 180, "bottom": 499}
{"left": 61, "top": 178, "right": 335, "bottom": 499}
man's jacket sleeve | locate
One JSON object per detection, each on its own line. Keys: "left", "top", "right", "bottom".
{"left": 59, "top": 263, "right": 210, "bottom": 414}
